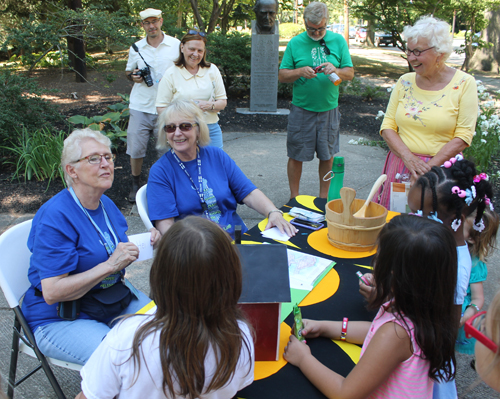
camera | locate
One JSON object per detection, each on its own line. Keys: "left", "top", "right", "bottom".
{"left": 133, "top": 66, "right": 153, "bottom": 87}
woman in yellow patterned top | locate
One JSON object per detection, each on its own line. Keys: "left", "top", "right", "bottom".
{"left": 376, "top": 15, "right": 477, "bottom": 209}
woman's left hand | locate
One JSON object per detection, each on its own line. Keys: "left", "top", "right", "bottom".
{"left": 195, "top": 100, "right": 213, "bottom": 112}
{"left": 284, "top": 335, "right": 311, "bottom": 367}
{"left": 266, "top": 212, "right": 298, "bottom": 237}
{"left": 149, "top": 228, "right": 161, "bottom": 248}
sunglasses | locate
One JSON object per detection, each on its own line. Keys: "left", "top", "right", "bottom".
{"left": 465, "top": 311, "right": 499, "bottom": 353}
{"left": 163, "top": 122, "right": 198, "bottom": 133}
{"left": 187, "top": 30, "right": 207, "bottom": 37}
{"left": 320, "top": 38, "right": 331, "bottom": 55}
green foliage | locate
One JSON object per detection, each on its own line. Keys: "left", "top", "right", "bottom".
{"left": 68, "top": 93, "right": 130, "bottom": 150}
{"left": 279, "top": 23, "right": 305, "bottom": 39}
{"left": 464, "top": 82, "right": 500, "bottom": 173}
{"left": 207, "top": 31, "right": 251, "bottom": 89}
{"left": 0, "top": 67, "right": 64, "bottom": 160}
{"left": 2, "top": 127, "right": 66, "bottom": 188}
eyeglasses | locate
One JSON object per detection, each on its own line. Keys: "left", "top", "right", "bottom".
{"left": 74, "top": 153, "right": 116, "bottom": 164}
{"left": 320, "top": 38, "right": 331, "bottom": 55}
{"left": 305, "top": 24, "right": 326, "bottom": 34}
{"left": 465, "top": 311, "right": 499, "bottom": 353}
{"left": 405, "top": 47, "right": 434, "bottom": 57}
{"left": 142, "top": 19, "right": 160, "bottom": 27}
{"left": 163, "top": 122, "right": 199, "bottom": 133}
{"left": 187, "top": 30, "right": 207, "bottom": 37}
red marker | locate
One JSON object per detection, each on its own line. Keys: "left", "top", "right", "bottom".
{"left": 356, "top": 271, "right": 371, "bottom": 286}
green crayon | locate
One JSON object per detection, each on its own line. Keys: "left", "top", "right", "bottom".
{"left": 293, "top": 304, "right": 305, "bottom": 342}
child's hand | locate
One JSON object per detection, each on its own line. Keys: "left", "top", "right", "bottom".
{"left": 359, "top": 272, "right": 375, "bottom": 299}
{"left": 284, "top": 335, "right": 311, "bottom": 367}
{"left": 300, "top": 319, "right": 322, "bottom": 339}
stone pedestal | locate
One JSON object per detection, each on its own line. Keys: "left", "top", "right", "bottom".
{"left": 249, "top": 20, "right": 280, "bottom": 112}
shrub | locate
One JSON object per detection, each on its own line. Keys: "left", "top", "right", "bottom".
{"left": 279, "top": 23, "right": 305, "bottom": 39}
{"left": 207, "top": 31, "right": 251, "bottom": 90}
{"left": 0, "top": 67, "right": 64, "bottom": 162}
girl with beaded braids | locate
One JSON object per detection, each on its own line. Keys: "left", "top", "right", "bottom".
{"left": 406, "top": 156, "right": 493, "bottom": 399}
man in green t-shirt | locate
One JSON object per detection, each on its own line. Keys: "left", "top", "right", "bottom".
{"left": 279, "top": 2, "right": 353, "bottom": 199}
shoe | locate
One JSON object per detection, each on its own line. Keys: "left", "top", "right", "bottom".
{"left": 128, "top": 175, "right": 140, "bottom": 203}
{"left": 470, "top": 359, "right": 476, "bottom": 371}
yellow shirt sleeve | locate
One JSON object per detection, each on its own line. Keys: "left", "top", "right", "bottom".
{"left": 380, "top": 71, "right": 477, "bottom": 156}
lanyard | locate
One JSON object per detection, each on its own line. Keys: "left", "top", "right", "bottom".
{"left": 69, "top": 187, "right": 119, "bottom": 257}
{"left": 171, "top": 148, "right": 214, "bottom": 221}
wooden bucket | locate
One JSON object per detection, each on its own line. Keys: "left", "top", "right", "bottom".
{"left": 325, "top": 187, "right": 388, "bottom": 252}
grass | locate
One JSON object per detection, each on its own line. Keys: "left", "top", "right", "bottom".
{"left": 350, "top": 54, "right": 407, "bottom": 80}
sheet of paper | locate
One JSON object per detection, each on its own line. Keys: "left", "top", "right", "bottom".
{"left": 260, "top": 227, "right": 290, "bottom": 242}
{"left": 128, "top": 232, "right": 153, "bottom": 262}
{"left": 287, "top": 249, "right": 334, "bottom": 291}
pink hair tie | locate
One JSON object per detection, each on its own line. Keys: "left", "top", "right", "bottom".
{"left": 450, "top": 157, "right": 457, "bottom": 164}
{"left": 444, "top": 161, "right": 452, "bottom": 168}
{"left": 451, "top": 186, "right": 461, "bottom": 194}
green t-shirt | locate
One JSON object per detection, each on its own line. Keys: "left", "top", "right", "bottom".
{"left": 280, "top": 31, "right": 353, "bottom": 112}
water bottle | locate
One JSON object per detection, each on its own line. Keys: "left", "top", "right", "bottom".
{"left": 327, "top": 156, "right": 345, "bottom": 201}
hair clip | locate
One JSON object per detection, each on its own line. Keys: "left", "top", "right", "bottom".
{"left": 409, "top": 210, "right": 423, "bottom": 217}
{"left": 464, "top": 187, "right": 476, "bottom": 206}
{"left": 452, "top": 186, "right": 466, "bottom": 198}
{"left": 473, "top": 219, "right": 485, "bottom": 232}
{"left": 485, "top": 196, "right": 495, "bottom": 211}
{"left": 451, "top": 218, "right": 461, "bottom": 231}
{"left": 428, "top": 211, "right": 443, "bottom": 224}
{"left": 455, "top": 154, "right": 464, "bottom": 161}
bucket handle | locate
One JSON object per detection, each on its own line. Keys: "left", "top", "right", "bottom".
{"left": 323, "top": 171, "right": 335, "bottom": 182}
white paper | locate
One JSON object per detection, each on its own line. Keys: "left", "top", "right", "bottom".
{"left": 128, "top": 232, "right": 154, "bottom": 262}
{"left": 287, "top": 249, "right": 334, "bottom": 291}
{"left": 260, "top": 227, "right": 290, "bottom": 242}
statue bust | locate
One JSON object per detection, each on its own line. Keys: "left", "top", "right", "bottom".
{"left": 253, "top": 0, "right": 278, "bottom": 34}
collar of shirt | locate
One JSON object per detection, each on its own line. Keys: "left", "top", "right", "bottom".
{"left": 136, "top": 32, "right": 178, "bottom": 50}
{"left": 178, "top": 65, "right": 209, "bottom": 80}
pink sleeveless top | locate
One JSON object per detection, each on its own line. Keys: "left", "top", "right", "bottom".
{"left": 360, "top": 305, "right": 433, "bottom": 398}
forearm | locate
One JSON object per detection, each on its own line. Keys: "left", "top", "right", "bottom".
{"left": 335, "top": 66, "right": 354, "bottom": 81}
{"left": 279, "top": 68, "right": 303, "bottom": 83}
{"left": 157, "top": 106, "right": 166, "bottom": 115}
{"left": 211, "top": 99, "right": 226, "bottom": 112}
{"left": 381, "top": 129, "right": 412, "bottom": 160}
{"left": 298, "top": 353, "right": 346, "bottom": 399}
{"left": 156, "top": 218, "right": 175, "bottom": 235}
{"left": 242, "top": 189, "right": 278, "bottom": 217}
{"left": 426, "top": 138, "right": 468, "bottom": 168}
{"left": 319, "top": 320, "right": 371, "bottom": 345}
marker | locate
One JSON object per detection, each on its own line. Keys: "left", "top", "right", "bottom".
{"left": 356, "top": 271, "right": 371, "bottom": 286}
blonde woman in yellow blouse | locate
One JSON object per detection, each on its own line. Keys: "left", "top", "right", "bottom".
{"left": 376, "top": 16, "right": 477, "bottom": 209}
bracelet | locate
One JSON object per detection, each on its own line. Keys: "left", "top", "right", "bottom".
{"left": 468, "top": 303, "right": 480, "bottom": 313}
{"left": 268, "top": 209, "right": 283, "bottom": 218}
{"left": 212, "top": 103, "right": 215, "bottom": 110}
{"left": 340, "top": 317, "right": 348, "bottom": 341}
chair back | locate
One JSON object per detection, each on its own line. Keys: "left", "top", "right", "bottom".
{"left": 136, "top": 184, "right": 154, "bottom": 231}
{"left": 0, "top": 219, "right": 33, "bottom": 308}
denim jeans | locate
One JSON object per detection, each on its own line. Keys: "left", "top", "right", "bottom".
{"left": 208, "top": 123, "right": 223, "bottom": 149}
{"left": 34, "top": 288, "right": 151, "bottom": 365}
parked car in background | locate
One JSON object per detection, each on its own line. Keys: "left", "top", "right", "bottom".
{"left": 374, "top": 31, "right": 395, "bottom": 46}
{"left": 349, "top": 27, "right": 356, "bottom": 39}
{"left": 329, "top": 24, "right": 344, "bottom": 34}
{"left": 355, "top": 27, "right": 367, "bottom": 43}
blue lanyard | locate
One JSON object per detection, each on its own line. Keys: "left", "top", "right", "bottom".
{"left": 171, "top": 148, "right": 214, "bottom": 221}
{"left": 69, "top": 187, "right": 119, "bottom": 257}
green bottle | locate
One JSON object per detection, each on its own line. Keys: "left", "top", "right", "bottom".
{"left": 327, "top": 156, "right": 345, "bottom": 202}
{"left": 293, "top": 304, "right": 305, "bottom": 342}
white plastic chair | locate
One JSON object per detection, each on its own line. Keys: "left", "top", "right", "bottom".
{"left": 136, "top": 184, "right": 154, "bottom": 231}
{"left": 0, "top": 220, "right": 81, "bottom": 399}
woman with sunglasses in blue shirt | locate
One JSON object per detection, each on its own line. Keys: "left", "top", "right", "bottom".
{"left": 156, "top": 29, "right": 227, "bottom": 149}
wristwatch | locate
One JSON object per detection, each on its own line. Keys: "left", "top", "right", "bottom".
{"left": 212, "top": 103, "right": 215, "bottom": 110}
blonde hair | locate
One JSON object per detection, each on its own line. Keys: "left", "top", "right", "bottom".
{"left": 156, "top": 100, "right": 210, "bottom": 150}
{"left": 61, "top": 128, "right": 111, "bottom": 187}
{"left": 403, "top": 15, "right": 453, "bottom": 60}
{"left": 468, "top": 209, "right": 499, "bottom": 261}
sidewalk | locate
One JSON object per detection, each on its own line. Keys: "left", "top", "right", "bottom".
{"left": 1, "top": 132, "right": 499, "bottom": 398}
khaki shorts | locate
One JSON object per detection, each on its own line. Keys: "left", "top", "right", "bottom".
{"left": 286, "top": 104, "right": 340, "bottom": 162}
{"left": 126, "top": 109, "right": 158, "bottom": 159}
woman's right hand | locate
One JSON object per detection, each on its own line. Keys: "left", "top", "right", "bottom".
{"left": 107, "top": 242, "right": 139, "bottom": 272}
{"left": 401, "top": 152, "right": 431, "bottom": 179}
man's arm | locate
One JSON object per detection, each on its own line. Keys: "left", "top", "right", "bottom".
{"left": 278, "top": 67, "right": 317, "bottom": 83}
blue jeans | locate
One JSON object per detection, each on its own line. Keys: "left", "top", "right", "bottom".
{"left": 208, "top": 123, "right": 223, "bottom": 149}
{"left": 34, "top": 288, "right": 151, "bottom": 365}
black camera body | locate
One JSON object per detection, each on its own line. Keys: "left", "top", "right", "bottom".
{"left": 133, "top": 66, "right": 153, "bottom": 87}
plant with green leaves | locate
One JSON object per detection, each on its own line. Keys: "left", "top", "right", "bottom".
{"left": 68, "top": 93, "right": 130, "bottom": 150}
{"left": 2, "top": 127, "right": 66, "bottom": 189}
{"left": 464, "top": 81, "right": 500, "bottom": 173}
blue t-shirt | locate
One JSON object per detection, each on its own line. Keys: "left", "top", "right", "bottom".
{"left": 279, "top": 31, "right": 353, "bottom": 112}
{"left": 147, "top": 146, "right": 257, "bottom": 237}
{"left": 22, "top": 189, "right": 129, "bottom": 332}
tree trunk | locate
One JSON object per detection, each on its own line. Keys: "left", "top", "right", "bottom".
{"left": 69, "top": 0, "right": 87, "bottom": 82}
{"left": 190, "top": 0, "right": 206, "bottom": 31}
{"left": 177, "top": 0, "right": 183, "bottom": 28}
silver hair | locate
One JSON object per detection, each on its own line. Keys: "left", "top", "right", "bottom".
{"left": 61, "top": 128, "right": 111, "bottom": 187}
{"left": 403, "top": 15, "right": 453, "bottom": 60}
{"left": 303, "top": 2, "right": 329, "bottom": 25}
{"left": 156, "top": 100, "right": 211, "bottom": 150}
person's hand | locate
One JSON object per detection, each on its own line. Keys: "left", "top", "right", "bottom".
{"left": 358, "top": 272, "right": 375, "bottom": 300}
{"left": 401, "top": 153, "right": 430, "bottom": 179}
{"left": 319, "top": 62, "right": 336, "bottom": 76}
{"left": 299, "top": 319, "right": 323, "bottom": 339}
{"left": 195, "top": 100, "right": 213, "bottom": 111}
{"left": 130, "top": 68, "right": 144, "bottom": 83}
{"left": 149, "top": 228, "right": 161, "bottom": 248}
{"left": 300, "top": 66, "right": 317, "bottom": 80}
{"left": 107, "top": 242, "right": 139, "bottom": 272}
{"left": 266, "top": 212, "right": 298, "bottom": 237}
{"left": 284, "top": 335, "right": 311, "bottom": 367}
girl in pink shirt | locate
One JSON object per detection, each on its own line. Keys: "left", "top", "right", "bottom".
{"left": 284, "top": 214, "right": 458, "bottom": 398}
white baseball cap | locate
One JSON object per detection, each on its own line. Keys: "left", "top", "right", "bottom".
{"left": 139, "top": 8, "right": 162, "bottom": 20}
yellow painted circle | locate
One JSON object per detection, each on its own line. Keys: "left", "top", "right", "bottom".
{"left": 300, "top": 267, "right": 340, "bottom": 306}
{"left": 307, "top": 228, "right": 376, "bottom": 259}
{"left": 254, "top": 322, "right": 291, "bottom": 380}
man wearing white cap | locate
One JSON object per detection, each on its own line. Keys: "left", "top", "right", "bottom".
{"left": 125, "top": 8, "right": 180, "bottom": 202}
